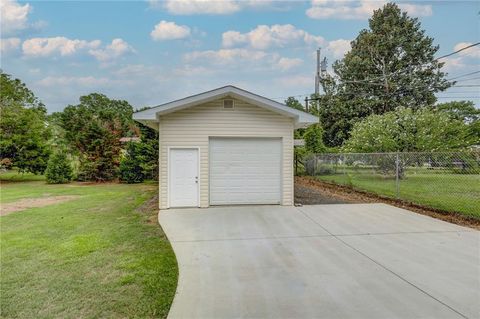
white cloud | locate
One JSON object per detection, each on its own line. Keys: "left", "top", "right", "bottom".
{"left": 184, "top": 48, "right": 302, "bottom": 72}
{"left": 397, "top": 3, "right": 432, "bottom": 17}
{"left": 326, "top": 38, "right": 351, "bottom": 59}
{"left": 275, "top": 74, "right": 312, "bottom": 88}
{"left": 453, "top": 42, "right": 480, "bottom": 59}
{"left": 0, "top": 37, "right": 21, "bottom": 54}
{"left": 21, "top": 36, "right": 134, "bottom": 62}
{"left": 36, "top": 76, "right": 110, "bottom": 88}
{"left": 150, "top": 21, "right": 191, "bottom": 41}
{"left": 151, "top": 0, "right": 240, "bottom": 15}
{"left": 88, "top": 38, "right": 135, "bottom": 62}
{"left": 22, "top": 37, "right": 101, "bottom": 57}
{"left": 222, "top": 24, "right": 325, "bottom": 50}
{"left": 306, "top": 0, "right": 432, "bottom": 20}
{"left": 0, "top": 0, "right": 31, "bottom": 35}
{"left": 277, "top": 57, "right": 303, "bottom": 71}
{"left": 184, "top": 48, "right": 268, "bottom": 64}
{"left": 442, "top": 57, "right": 466, "bottom": 73}
{"left": 149, "top": 0, "right": 292, "bottom": 15}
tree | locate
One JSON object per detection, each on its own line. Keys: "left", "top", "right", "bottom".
{"left": 0, "top": 71, "right": 51, "bottom": 174}
{"left": 342, "top": 107, "right": 474, "bottom": 153}
{"left": 436, "top": 101, "right": 480, "bottom": 123}
{"left": 58, "top": 93, "right": 134, "bottom": 181}
{"left": 285, "top": 97, "right": 308, "bottom": 139}
{"left": 436, "top": 100, "right": 480, "bottom": 147}
{"left": 320, "top": 3, "right": 452, "bottom": 147}
{"left": 304, "top": 124, "right": 327, "bottom": 153}
{"left": 119, "top": 142, "right": 145, "bottom": 183}
{"left": 45, "top": 152, "right": 73, "bottom": 184}
{"left": 285, "top": 97, "right": 304, "bottom": 111}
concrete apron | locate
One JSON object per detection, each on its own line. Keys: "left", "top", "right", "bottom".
{"left": 159, "top": 204, "right": 479, "bottom": 319}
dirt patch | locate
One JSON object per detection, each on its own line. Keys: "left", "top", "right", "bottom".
{"left": 1, "top": 195, "right": 80, "bottom": 216}
{"left": 295, "top": 184, "right": 354, "bottom": 205}
{"left": 135, "top": 194, "right": 160, "bottom": 225}
{"left": 296, "top": 176, "right": 480, "bottom": 230}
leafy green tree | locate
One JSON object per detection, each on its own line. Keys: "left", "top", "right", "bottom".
{"left": 119, "top": 138, "right": 158, "bottom": 183}
{"left": 320, "top": 3, "right": 452, "bottom": 147}
{"left": 0, "top": 71, "right": 51, "bottom": 174}
{"left": 436, "top": 100, "right": 480, "bottom": 147}
{"left": 45, "top": 152, "right": 73, "bottom": 184}
{"left": 342, "top": 107, "right": 474, "bottom": 152}
{"left": 58, "top": 93, "right": 134, "bottom": 181}
{"left": 285, "top": 97, "right": 304, "bottom": 111}
{"left": 304, "top": 124, "right": 327, "bottom": 153}
{"left": 436, "top": 101, "right": 480, "bottom": 123}
{"left": 119, "top": 142, "right": 145, "bottom": 183}
{"left": 285, "top": 97, "right": 308, "bottom": 139}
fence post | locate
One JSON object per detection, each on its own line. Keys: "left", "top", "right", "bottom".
{"left": 395, "top": 152, "right": 400, "bottom": 199}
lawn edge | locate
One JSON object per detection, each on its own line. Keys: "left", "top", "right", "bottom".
{"left": 296, "top": 176, "right": 480, "bottom": 230}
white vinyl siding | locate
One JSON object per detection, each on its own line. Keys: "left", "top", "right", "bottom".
{"left": 158, "top": 98, "right": 294, "bottom": 209}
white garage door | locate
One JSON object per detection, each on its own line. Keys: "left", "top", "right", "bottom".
{"left": 209, "top": 137, "right": 282, "bottom": 205}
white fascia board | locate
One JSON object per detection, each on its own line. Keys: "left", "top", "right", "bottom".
{"left": 132, "top": 85, "right": 319, "bottom": 128}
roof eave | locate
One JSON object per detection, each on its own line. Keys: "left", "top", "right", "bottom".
{"left": 132, "top": 85, "right": 319, "bottom": 128}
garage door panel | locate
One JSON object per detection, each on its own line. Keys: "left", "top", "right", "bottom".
{"left": 210, "top": 137, "right": 281, "bottom": 205}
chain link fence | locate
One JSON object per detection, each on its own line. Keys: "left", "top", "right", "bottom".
{"left": 299, "top": 151, "right": 480, "bottom": 217}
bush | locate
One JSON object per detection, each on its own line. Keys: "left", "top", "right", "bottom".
{"left": 77, "top": 158, "right": 118, "bottom": 182}
{"left": 119, "top": 142, "right": 151, "bottom": 183}
{"left": 45, "top": 152, "right": 73, "bottom": 184}
{"left": 119, "top": 158, "right": 144, "bottom": 183}
{"left": 304, "top": 124, "right": 327, "bottom": 153}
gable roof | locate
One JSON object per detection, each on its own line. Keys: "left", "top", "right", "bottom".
{"left": 133, "top": 85, "right": 318, "bottom": 129}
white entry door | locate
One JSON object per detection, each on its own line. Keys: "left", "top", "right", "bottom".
{"left": 169, "top": 148, "right": 199, "bottom": 207}
{"left": 209, "top": 138, "right": 282, "bottom": 205}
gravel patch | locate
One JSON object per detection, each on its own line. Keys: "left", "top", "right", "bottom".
{"left": 294, "top": 183, "right": 355, "bottom": 205}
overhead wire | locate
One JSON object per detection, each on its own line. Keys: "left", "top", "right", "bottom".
{"left": 270, "top": 43, "right": 480, "bottom": 101}
{"left": 447, "top": 70, "right": 480, "bottom": 81}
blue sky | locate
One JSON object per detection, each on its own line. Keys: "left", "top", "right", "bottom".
{"left": 1, "top": 0, "right": 479, "bottom": 112}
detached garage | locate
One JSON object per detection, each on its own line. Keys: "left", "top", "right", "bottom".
{"left": 133, "top": 86, "right": 318, "bottom": 209}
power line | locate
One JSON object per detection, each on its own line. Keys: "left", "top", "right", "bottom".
{"left": 438, "top": 91, "right": 480, "bottom": 94}
{"left": 436, "top": 42, "right": 480, "bottom": 60}
{"left": 447, "top": 70, "right": 480, "bottom": 81}
{"left": 436, "top": 96, "right": 480, "bottom": 99}
{"left": 454, "top": 77, "right": 480, "bottom": 83}
{"left": 272, "top": 44, "right": 480, "bottom": 102}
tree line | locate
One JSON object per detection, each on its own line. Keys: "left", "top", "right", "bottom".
{"left": 0, "top": 71, "right": 157, "bottom": 183}
{"left": 287, "top": 3, "right": 479, "bottom": 155}
{"left": 1, "top": 3, "right": 478, "bottom": 184}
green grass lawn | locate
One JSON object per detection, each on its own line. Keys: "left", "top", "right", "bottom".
{"left": 0, "top": 174, "right": 178, "bottom": 318}
{"left": 315, "top": 169, "right": 480, "bottom": 218}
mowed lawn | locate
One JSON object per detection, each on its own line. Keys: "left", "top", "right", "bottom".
{"left": 315, "top": 170, "right": 480, "bottom": 218}
{"left": 0, "top": 174, "right": 178, "bottom": 319}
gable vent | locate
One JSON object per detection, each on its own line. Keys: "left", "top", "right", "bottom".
{"left": 223, "top": 99, "right": 234, "bottom": 109}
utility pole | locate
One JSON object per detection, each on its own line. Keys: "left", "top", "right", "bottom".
{"left": 321, "top": 57, "right": 327, "bottom": 78}
{"left": 315, "top": 48, "right": 321, "bottom": 96}
{"left": 306, "top": 48, "right": 328, "bottom": 114}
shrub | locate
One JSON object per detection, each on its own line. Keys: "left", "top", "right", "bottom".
{"left": 304, "top": 124, "right": 327, "bottom": 153}
{"left": 119, "top": 142, "right": 148, "bottom": 183}
{"left": 45, "top": 152, "right": 73, "bottom": 184}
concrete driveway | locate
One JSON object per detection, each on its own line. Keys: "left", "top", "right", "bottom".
{"left": 159, "top": 204, "right": 480, "bottom": 319}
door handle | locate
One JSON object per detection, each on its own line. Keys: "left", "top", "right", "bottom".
{"left": 195, "top": 176, "right": 198, "bottom": 183}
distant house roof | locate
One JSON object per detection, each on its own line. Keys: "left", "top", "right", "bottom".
{"left": 133, "top": 85, "right": 318, "bottom": 129}
{"left": 119, "top": 137, "right": 140, "bottom": 143}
